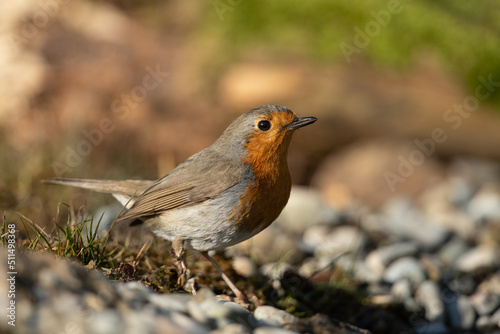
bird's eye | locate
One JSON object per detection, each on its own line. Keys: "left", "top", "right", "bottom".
{"left": 257, "top": 120, "right": 271, "bottom": 131}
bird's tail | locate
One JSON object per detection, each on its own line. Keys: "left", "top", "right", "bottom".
{"left": 42, "top": 178, "right": 154, "bottom": 207}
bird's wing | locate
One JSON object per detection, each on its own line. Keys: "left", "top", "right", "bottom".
{"left": 117, "top": 152, "right": 247, "bottom": 222}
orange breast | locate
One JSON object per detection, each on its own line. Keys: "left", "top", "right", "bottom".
{"left": 235, "top": 129, "right": 293, "bottom": 232}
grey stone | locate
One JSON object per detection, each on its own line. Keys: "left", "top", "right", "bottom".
{"left": 365, "top": 242, "right": 419, "bottom": 275}
{"left": 378, "top": 197, "right": 450, "bottom": 250}
{"left": 470, "top": 292, "right": 500, "bottom": 316}
{"left": 307, "top": 225, "right": 367, "bottom": 260}
{"left": 391, "top": 279, "right": 419, "bottom": 311}
{"left": 447, "top": 176, "right": 476, "bottom": 208}
{"left": 149, "top": 293, "right": 192, "bottom": 314}
{"left": 115, "top": 282, "right": 151, "bottom": 310}
{"left": 169, "top": 310, "right": 211, "bottom": 334}
{"left": 210, "top": 323, "right": 252, "bottom": 334}
{"left": 297, "top": 257, "right": 318, "bottom": 278}
{"left": 253, "top": 327, "right": 301, "bottom": 334}
{"left": 415, "top": 281, "right": 444, "bottom": 321}
{"left": 277, "top": 186, "right": 341, "bottom": 234}
{"left": 254, "top": 306, "right": 299, "bottom": 327}
{"left": 447, "top": 295, "right": 476, "bottom": 330}
{"left": 476, "top": 313, "right": 500, "bottom": 333}
{"left": 226, "top": 223, "right": 300, "bottom": 264}
{"left": 214, "top": 300, "right": 255, "bottom": 329}
{"left": 467, "top": 186, "right": 500, "bottom": 221}
{"left": 438, "top": 238, "right": 470, "bottom": 268}
{"left": 383, "top": 257, "right": 426, "bottom": 285}
{"left": 231, "top": 256, "right": 257, "bottom": 278}
{"left": 455, "top": 246, "right": 499, "bottom": 273}
{"left": 260, "top": 262, "right": 293, "bottom": 280}
{"left": 90, "top": 309, "right": 126, "bottom": 334}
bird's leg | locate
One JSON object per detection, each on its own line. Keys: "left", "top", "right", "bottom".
{"left": 201, "top": 251, "right": 246, "bottom": 302}
{"left": 170, "top": 237, "right": 189, "bottom": 286}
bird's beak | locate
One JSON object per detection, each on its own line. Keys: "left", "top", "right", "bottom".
{"left": 286, "top": 116, "right": 317, "bottom": 130}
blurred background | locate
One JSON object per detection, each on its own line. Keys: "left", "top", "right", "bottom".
{"left": 2, "top": 0, "right": 500, "bottom": 225}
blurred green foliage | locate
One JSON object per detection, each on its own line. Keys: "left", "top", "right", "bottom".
{"left": 203, "top": 0, "right": 500, "bottom": 105}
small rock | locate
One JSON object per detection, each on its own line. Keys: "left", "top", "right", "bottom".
{"left": 391, "top": 279, "right": 419, "bottom": 311}
{"left": 232, "top": 256, "right": 257, "bottom": 278}
{"left": 449, "top": 276, "right": 477, "bottom": 295}
{"left": 349, "top": 260, "right": 382, "bottom": 284}
{"left": 253, "top": 327, "right": 300, "bottom": 334}
{"left": 467, "top": 185, "right": 500, "bottom": 221}
{"left": 415, "top": 280, "right": 444, "bottom": 321}
{"left": 447, "top": 176, "right": 476, "bottom": 208}
{"left": 365, "top": 242, "right": 419, "bottom": 275}
{"left": 430, "top": 211, "right": 477, "bottom": 241}
{"left": 211, "top": 323, "right": 252, "bottom": 334}
{"left": 437, "top": 238, "right": 470, "bottom": 268}
{"left": 260, "top": 262, "right": 293, "bottom": 281}
{"left": 447, "top": 295, "right": 476, "bottom": 330}
{"left": 187, "top": 299, "right": 211, "bottom": 327}
{"left": 297, "top": 257, "right": 318, "bottom": 278}
{"left": 470, "top": 292, "right": 500, "bottom": 316}
{"left": 305, "top": 225, "right": 366, "bottom": 260}
{"left": 455, "top": 246, "right": 500, "bottom": 273}
{"left": 115, "top": 282, "right": 151, "bottom": 310}
{"left": 149, "top": 293, "right": 192, "bottom": 314}
{"left": 380, "top": 198, "right": 450, "bottom": 250}
{"left": 227, "top": 224, "right": 300, "bottom": 264}
{"left": 419, "top": 255, "right": 443, "bottom": 282}
{"left": 168, "top": 310, "right": 211, "bottom": 334}
{"left": 216, "top": 300, "right": 256, "bottom": 329}
{"left": 278, "top": 186, "right": 341, "bottom": 234}
{"left": 89, "top": 310, "right": 125, "bottom": 334}
{"left": 477, "top": 273, "right": 500, "bottom": 294}
{"left": 383, "top": 257, "right": 426, "bottom": 285}
{"left": 254, "top": 306, "right": 299, "bottom": 327}
{"left": 476, "top": 313, "right": 500, "bottom": 332}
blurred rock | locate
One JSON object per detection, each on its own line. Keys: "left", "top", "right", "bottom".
{"left": 455, "top": 246, "right": 500, "bottom": 274}
{"left": 476, "top": 312, "right": 500, "bottom": 333}
{"left": 312, "top": 140, "right": 444, "bottom": 208}
{"left": 231, "top": 255, "right": 257, "bottom": 278}
{"left": 254, "top": 306, "right": 299, "bottom": 327}
{"left": 260, "top": 262, "right": 293, "bottom": 281}
{"left": 470, "top": 292, "right": 500, "bottom": 316}
{"left": 391, "top": 279, "right": 419, "bottom": 311}
{"left": 303, "top": 225, "right": 367, "bottom": 261}
{"left": 383, "top": 257, "right": 426, "bottom": 285}
{"left": 447, "top": 295, "right": 476, "bottom": 330}
{"left": 226, "top": 223, "right": 300, "bottom": 264}
{"left": 277, "top": 186, "right": 340, "bottom": 234}
{"left": 253, "top": 327, "right": 300, "bottom": 334}
{"left": 467, "top": 185, "right": 500, "bottom": 222}
{"left": 365, "top": 242, "right": 419, "bottom": 275}
{"left": 415, "top": 280, "right": 444, "bottom": 321}
{"left": 477, "top": 273, "right": 500, "bottom": 295}
{"left": 419, "top": 255, "right": 443, "bottom": 282}
{"left": 212, "top": 323, "right": 252, "bottom": 334}
{"left": 437, "top": 238, "right": 470, "bottom": 268}
{"left": 364, "top": 198, "right": 450, "bottom": 250}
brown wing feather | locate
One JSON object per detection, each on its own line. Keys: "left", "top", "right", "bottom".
{"left": 117, "top": 149, "right": 246, "bottom": 222}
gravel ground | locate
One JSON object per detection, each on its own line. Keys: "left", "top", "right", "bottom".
{"left": 2, "top": 157, "right": 500, "bottom": 334}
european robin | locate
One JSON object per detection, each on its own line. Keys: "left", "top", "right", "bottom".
{"left": 45, "top": 104, "right": 317, "bottom": 300}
